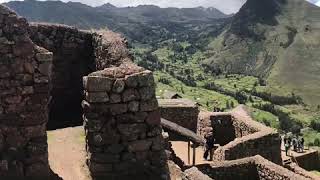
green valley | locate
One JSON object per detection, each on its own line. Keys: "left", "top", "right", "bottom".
{"left": 5, "top": 0, "right": 320, "bottom": 146}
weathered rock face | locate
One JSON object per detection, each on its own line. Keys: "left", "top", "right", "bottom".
{"left": 29, "top": 24, "right": 96, "bottom": 129}
{"left": 83, "top": 64, "right": 169, "bottom": 179}
{"left": 0, "top": 5, "right": 51, "bottom": 178}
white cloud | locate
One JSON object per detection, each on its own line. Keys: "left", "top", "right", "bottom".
{"left": 307, "top": 0, "right": 320, "bottom": 6}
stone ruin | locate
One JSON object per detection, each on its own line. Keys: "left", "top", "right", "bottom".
{"left": 0, "top": 5, "right": 167, "bottom": 179}
{"left": 0, "top": 4, "right": 319, "bottom": 180}
{"left": 82, "top": 64, "right": 168, "bottom": 179}
{"left": 196, "top": 155, "right": 310, "bottom": 180}
{"left": 198, "top": 105, "right": 282, "bottom": 164}
{"left": 158, "top": 99, "right": 199, "bottom": 132}
{"left": 0, "top": 5, "right": 52, "bottom": 178}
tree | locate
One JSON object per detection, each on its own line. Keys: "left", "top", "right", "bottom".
{"left": 249, "top": 96, "right": 254, "bottom": 102}
{"left": 314, "top": 138, "right": 320, "bottom": 146}
{"left": 262, "top": 118, "right": 271, "bottom": 127}
{"left": 310, "top": 117, "right": 320, "bottom": 132}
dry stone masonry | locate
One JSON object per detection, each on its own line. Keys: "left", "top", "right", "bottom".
{"left": 0, "top": 4, "right": 169, "bottom": 179}
{"left": 158, "top": 99, "right": 199, "bottom": 132}
{"left": 83, "top": 63, "right": 168, "bottom": 179}
{"left": 0, "top": 5, "right": 52, "bottom": 179}
{"left": 197, "top": 155, "right": 310, "bottom": 180}
{"left": 0, "top": 4, "right": 318, "bottom": 180}
{"left": 198, "top": 105, "right": 282, "bottom": 164}
{"left": 29, "top": 23, "right": 95, "bottom": 129}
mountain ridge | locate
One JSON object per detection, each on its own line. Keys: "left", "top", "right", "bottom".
{"left": 4, "top": 0, "right": 320, "bottom": 105}
{"left": 4, "top": 0, "right": 230, "bottom": 44}
{"left": 201, "top": 0, "right": 320, "bottom": 105}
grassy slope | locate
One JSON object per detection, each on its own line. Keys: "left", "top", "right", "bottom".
{"left": 267, "top": 0, "right": 320, "bottom": 105}
{"left": 202, "top": 0, "right": 320, "bottom": 105}
{"left": 153, "top": 71, "right": 238, "bottom": 111}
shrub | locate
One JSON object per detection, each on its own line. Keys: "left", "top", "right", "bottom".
{"left": 158, "top": 77, "right": 171, "bottom": 85}
{"left": 262, "top": 118, "right": 271, "bottom": 127}
{"left": 314, "top": 138, "right": 320, "bottom": 147}
{"left": 310, "top": 118, "right": 320, "bottom": 132}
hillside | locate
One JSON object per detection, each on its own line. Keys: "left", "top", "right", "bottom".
{"left": 201, "top": 0, "right": 320, "bottom": 105}
{"left": 4, "top": 0, "right": 320, "bottom": 145}
{"left": 4, "top": 0, "right": 230, "bottom": 44}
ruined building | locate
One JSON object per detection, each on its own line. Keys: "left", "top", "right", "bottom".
{"left": 0, "top": 4, "right": 319, "bottom": 180}
{"left": 0, "top": 5, "right": 167, "bottom": 179}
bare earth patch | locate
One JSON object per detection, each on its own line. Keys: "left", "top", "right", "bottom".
{"left": 47, "top": 126, "right": 91, "bottom": 180}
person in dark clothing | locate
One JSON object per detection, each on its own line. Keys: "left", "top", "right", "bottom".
{"left": 292, "top": 138, "right": 297, "bottom": 152}
{"left": 287, "top": 136, "right": 292, "bottom": 148}
{"left": 300, "top": 137, "right": 305, "bottom": 152}
{"left": 203, "top": 134, "right": 215, "bottom": 161}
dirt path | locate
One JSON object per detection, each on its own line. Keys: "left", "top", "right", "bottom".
{"left": 171, "top": 141, "right": 209, "bottom": 165}
{"left": 47, "top": 126, "right": 91, "bottom": 180}
{"left": 46, "top": 128, "right": 215, "bottom": 179}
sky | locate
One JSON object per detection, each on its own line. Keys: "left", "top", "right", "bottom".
{"left": 0, "top": 0, "right": 319, "bottom": 14}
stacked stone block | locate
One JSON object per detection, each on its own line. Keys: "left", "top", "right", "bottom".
{"left": 29, "top": 23, "right": 95, "bottom": 128}
{"left": 158, "top": 99, "right": 199, "bottom": 133}
{"left": 82, "top": 63, "right": 168, "bottom": 180}
{"left": 197, "top": 155, "right": 309, "bottom": 180}
{"left": 0, "top": 5, "right": 52, "bottom": 178}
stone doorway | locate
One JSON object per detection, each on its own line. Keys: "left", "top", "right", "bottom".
{"left": 29, "top": 24, "right": 96, "bottom": 130}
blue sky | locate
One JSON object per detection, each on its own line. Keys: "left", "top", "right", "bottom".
{"left": 0, "top": 0, "right": 319, "bottom": 14}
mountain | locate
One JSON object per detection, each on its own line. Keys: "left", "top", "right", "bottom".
{"left": 3, "top": 0, "right": 320, "bottom": 138}
{"left": 201, "top": 0, "right": 320, "bottom": 105}
{"left": 4, "top": 0, "right": 230, "bottom": 44}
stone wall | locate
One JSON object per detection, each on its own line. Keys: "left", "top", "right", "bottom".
{"left": 82, "top": 63, "right": 169, "bottom": 179}
{"left": 197, "top": 155, "right": 310, "bottom": 180}
{"left": 158, "top": 99, "right": 199, "bottom": 132}
{"left": 232, "top": 112, "right": 258, "bottom": 138}
{"left": 199, "top": 106, "right": 282, "bottom": 164}
{"left": 210, "top": 113, "right": 236, "bottom": 145}
{"left": 0, "top": 5, "right": 52, "bottom": 178}
{"left": 286, "top": 162, "right": 320, "bottom": 180}
{"left": 294, "top": 150, "right": 319, "bottom": 171}
{"left": 197, "top": 158, "right": 259, "bottom": 180}
{"left": 29, "top": 23, "right": 95, "bottom": 129}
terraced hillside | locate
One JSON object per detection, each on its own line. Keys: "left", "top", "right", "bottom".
{"left": 202, "top": 0, "right": 320, "bottom": 105}
{"left": 5, "top": 0, "right": 320, "bottom": 146}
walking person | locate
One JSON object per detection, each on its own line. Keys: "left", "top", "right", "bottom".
{"left": 300, "top": 137, "right": 305, "bottom": 152}
{"left": 285, "top": 142, "right": 290, "bottom": 156}
{"left": 292, "top": 138, "right": 297, "bottom": 152}
{"left": 203, "top": 133, "right": 215, "bottom": 161}
{"left": 288, "top": 136, "right": 292, "bottom": 147}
